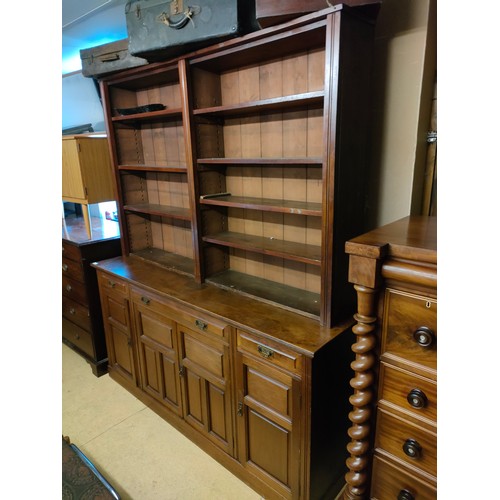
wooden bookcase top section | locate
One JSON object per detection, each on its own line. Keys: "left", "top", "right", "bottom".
{"left": 99, "top": 5, "right": 376, "bottom": 326}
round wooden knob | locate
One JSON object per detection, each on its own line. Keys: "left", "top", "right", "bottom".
{"left": 402, "top": 438, "right": 422, "bottom": 459}
{"left": 398, "top": 489, "right": 415, "bottom": 500}
{"left": 407, "top": 388, "right": 427, "bottom": 409}
{"left": 413, "top": 326, "right": 434, "bottom": 347}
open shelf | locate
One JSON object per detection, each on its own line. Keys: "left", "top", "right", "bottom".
{"left": 124, "top": 203, "right": 191, "bottom": 220}
{"left": 200, "top": 195, "right": 322, "bottom": 217}
{"left": 193, "top": 91, "right": 324, "bottom": 117}
{"left": 197, "top": 158, "right": 323, "bottom": 166}
{"left": 112, "top": 108, "right": 183, "bottom": 122}
{"left": 202, "top": 231, "right": 321, "bottom": 266}
{"left": 206, "top": 269, "right": 320, "bottom": 318}
{"left": 131, "top": 248, "right": 194, "bottom": 276}
{"left": 118, "top": 164, "right": 187, "bottom": 173}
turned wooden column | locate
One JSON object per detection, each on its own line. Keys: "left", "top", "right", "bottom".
{"left": 343, "top": 246, "right": 386, "bottom": 500}
{"left": 343, "top": 284, "right": 379, "bottom": 499}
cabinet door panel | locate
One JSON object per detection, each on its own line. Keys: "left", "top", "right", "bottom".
{"left": 179, "top": 325, "right": 233, "bottom": 455}
{"left": 248, "top": 408, "right": 289, "bottom": 485}
{"left": 109, "top": 323, "right": 135, "bottom": 380}
{"left": 236, "top": 348, "right": 300, "bottom": 499}
{"left": 134, "top": 303, "right": 182, "bottom": 415}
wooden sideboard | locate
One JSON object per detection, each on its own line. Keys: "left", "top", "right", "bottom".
{"left": 342, "top": 215, "right": 437, "bottom": 499}
{"left": 62, "top": 215, "right": 121, "bottom": 376}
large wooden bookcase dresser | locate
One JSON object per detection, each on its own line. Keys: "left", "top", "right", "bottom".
{"left": 92, "top": 6, "right": 379, "bottom": 499}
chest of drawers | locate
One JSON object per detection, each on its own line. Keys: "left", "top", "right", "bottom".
{"left": 342, "top": 216, "right": 437, "bottom": 500}
{"left": 62, "top": 215, "right": 121, "bottom": 376}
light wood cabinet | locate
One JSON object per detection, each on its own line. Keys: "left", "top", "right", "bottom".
{"left": 62, "top": 134, "right": 116, "bottom": 237}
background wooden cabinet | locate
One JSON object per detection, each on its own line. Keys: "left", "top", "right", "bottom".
{"left": 62, "top": 134, "right": 116, "bottom": 237}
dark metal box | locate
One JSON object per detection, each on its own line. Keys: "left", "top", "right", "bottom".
{"left": 125, "top": 0, "right": 258, "bottom": 61}
{"left": 80, "top": 39, "right": 149, "bottom": 78}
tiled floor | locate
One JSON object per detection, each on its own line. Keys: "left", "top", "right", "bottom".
{"left": 62, "top": 343, "right": 262, "bottom": 500}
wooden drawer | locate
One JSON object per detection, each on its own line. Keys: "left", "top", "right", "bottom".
{"left": 98, "top": 272, "right": 129, "bottom": 296}
{"left": 375, "top": 408, "right": 436, "bottom": 477}
{"left": 379, "top": 363, "right": 437, "bottom": 423}
{"left": 62, "top": 256, "right": 84, "bottom": 282}
{"left": 382, "top": 289, "right": 437, "bottom": 376}
{"left": 237, "top": 330, "right": 303, "bottom": 375}
{"left": 131, "top": 287, "right": 229, "bottom": 340}
{"left": 62, "top": 317, "right": 94, "bottom": 357}
{"left": 62, "top": 241, "right": 81, "bottom": 262}
{"left": 62, "top": 296, "right": 91, "bottom": 332}
{"left": 62, "top": 275, "right": 88, "bottom": 306}
{"left": 371, "top": 454, "right": 437, "bottom": 500}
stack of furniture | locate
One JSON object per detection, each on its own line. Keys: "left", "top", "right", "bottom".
{"left": 62, "top": 216, "right": 121, "bottom": 376}
{"left": 92, "top": 6, "right": 378, "bottom": 498}
{"left": 343, "top": 216, "right": 437, "bottom": 499}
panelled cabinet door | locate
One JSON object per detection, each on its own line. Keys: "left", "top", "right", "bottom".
{"left": 177, "top": 324, "right": 234, "bottom": 456}
{"left": 235, "top": 350, "right": 301, "bottom": 500}
{"left": 98, "top": 277, "right": 137, "bottom": 385}
{"left": 132, "top": 300, "right": 183, "bottom": 417}
{"left": 62, "top": 138, "right": 86, "bottom": 200}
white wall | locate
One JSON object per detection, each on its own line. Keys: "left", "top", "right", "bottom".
{"left": 62, "top": 72, "right": 106, "bottom": 132}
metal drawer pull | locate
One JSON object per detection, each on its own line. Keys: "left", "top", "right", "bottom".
{"left": 257, "top": 345, "right": 274, "bottom": 359}
{"left": 108, "top": 280, "right": 116, "bottom": 288}
{"left": 141, "top": 296, "right": 150, "bottom": 305}
{"left": 413, "top": 326, "right": 435, "bottom": 347}
{"left": 195, "top": 319, "right": 207, "bottom": 330}
{"left": 66, "top": 284, "right": 72, "bottom": 292}
{"left": 69, "top": 308, "right": 76, "bottom": 315}
{"left": 407, "top": 388, "right": 427, "bottom": 409}
{"left": 237, "top": 402, "right": 243, "bottom": 417}
{"left": 62, "top": 264, "right": 68, "bottom": 272}
{"left": 398, "top": 490, "right": 415, "bottom": 500}
{"left": 402, "top": 438, "right": 422, "bottom": 459}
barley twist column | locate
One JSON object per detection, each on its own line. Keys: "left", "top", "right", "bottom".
{"left": 343, "top": 284, "right": 378, "bottom": 500}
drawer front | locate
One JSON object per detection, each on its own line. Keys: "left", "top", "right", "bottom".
{"left": 382, "top": 289, "right": 437, "bottom": 373}
{"left": 131, "top": 287, "right": 228, "bottom": 340}
{"left": 62, "top": 275, "right": 88, "bottom": 306}
{"left": 62, "top": 256, "right": 84, "bottom": 283}
{"left": 98, "top": 272, "right": 129, "bottom": 296}
{"left": 379, "top": 363, "right": 437, "bottom": 423}
{"left": 62, "top": 241, "right": 81, "bottom": 262}
{"left": 375, "top": 408, "right": 436, "bottom": 477}
{"left": 237, "top": 330, "right": 302, "bottom": 375}
{"left": 62, "top": 317, "right": 94, "bottom": 357}
{"left": 62, "top": 296, "right": 91, "bottom": 332}
{"left": 371, "top": 454, "right": 437, "bottom": 500}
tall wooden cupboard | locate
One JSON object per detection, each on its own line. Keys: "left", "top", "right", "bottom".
{"left": 93, "top": 6, "right": 378, "bottom": 499}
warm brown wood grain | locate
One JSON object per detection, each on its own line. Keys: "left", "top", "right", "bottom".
{"left": 343, "top": 216, "right": 437, "bottom": 500}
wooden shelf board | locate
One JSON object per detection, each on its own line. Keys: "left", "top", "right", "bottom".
{"left": 112, "top": 108, "right": 183, "bottom": 123}
{"left": 118, "top": 164, "right": 188, "bottom": 173}
{"left": 202, "top": 231, "right": 321, "bottom": 265}
{"left": 124, "top": 203, "right": 191, "bottom": 221}
{"left": 197, "top": 158, "right": 323, "bottom": 166}
{"left": 193, "top": 91, "right": 324, "bottom": 117}
{"left": 206, "top": 269, "right": 320, "bottom": 318}
{"left": 200, "top": 195, "right": 322, "bottom": 216}
{"left": 130, "top": 248, "right": 194, "bottom": 276}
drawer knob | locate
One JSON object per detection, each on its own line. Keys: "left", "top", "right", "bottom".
{"left": 66, "top": 284, "right": 72, "bottom": 292}
{"left": 141, "top": 296, "right": 150, "bottom": 305}
{"left": 69, "top": 308, "right": 76, "bottom": 315}
{"left": 257, "top": 344, "right": 274, "bottom": 359}
{"left": 413, "top": 326, "right": 435, "bottom": 347}
{"left": 407, "top": 388, "right": 428, "bottom": 409}
{"left": 402, "top": 438, "right": 422, "bottom": 459}
{"left": 62, "top": 264, "right": 68, "bottom": 272}
{"left": 108, "top": 280, "right": 116, "bottom": 288}
{"left": 195, "top": 319, "right": 207, "bottom": 331}
{"left": 398, "top": 490, "right": 415, "bottom": 500}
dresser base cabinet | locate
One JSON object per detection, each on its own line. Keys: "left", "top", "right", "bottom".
{"left": 94, "top": 256, "right": 354, "bottom": 500}
{"left": 62, "top": 216, "right": 121, "bottom": 377}
{"left": 343, "top": 216, "right": 437, "bottom": 500}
